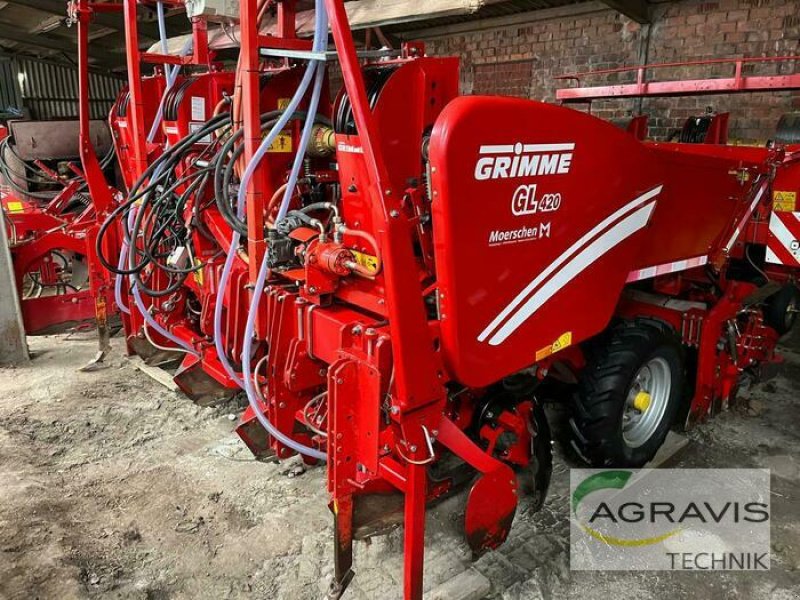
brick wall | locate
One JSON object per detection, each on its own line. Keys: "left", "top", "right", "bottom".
{"left": 411, "top": 0, "right": 800, "bottom": 142}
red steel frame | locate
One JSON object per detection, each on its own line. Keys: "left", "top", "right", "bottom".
{"left": 556, "top": 55, "right": 800, "bottom": 102}
{"left": 75, "top": 0, "right": 120, "bottom": 356}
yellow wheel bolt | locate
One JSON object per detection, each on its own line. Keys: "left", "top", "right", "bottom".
{"left": 633, "top": 391, "right": 652, "bottom": 412}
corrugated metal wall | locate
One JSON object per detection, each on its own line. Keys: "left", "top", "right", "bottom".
{"left": 0, "top": 59, "right": 22, "bottom": 112}
{"left": 0, "top": 57, "right": 122, "bottom": 121}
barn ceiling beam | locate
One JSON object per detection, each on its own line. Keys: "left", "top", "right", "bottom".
{"left": 0, "top": 23, "right": 124, "bottom": 69}
{"left": 0, "top": 49, "right": 123, "bottom": 76}
{"left": 4, "top": 0, "right": 169, "bottom": 40}
{"left": 600, "top": 0, "right": 651, "bottom": 24}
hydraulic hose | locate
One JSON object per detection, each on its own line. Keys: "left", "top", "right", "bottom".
{"left": 114, "top": 239, "right": 131, "bottom": 315}
{"left": 147, "top": 3, "right": 193, "bottom": 143}
{"left": 229, "top": 0, "right": 329, "bottom": 461}
{"left": 116, "top": 118, "right": 226, "bottom": 355}
{"left": 126, "top": 204, "right": 199, "bottom": 356}
{"left": 112, "top": 114, "right": 224, "bottom": 313}
{"left": 211, "top": 107, "right": 317, "bottom": 382}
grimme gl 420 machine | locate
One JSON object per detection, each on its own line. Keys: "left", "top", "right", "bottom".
{"left": 93, "top": 0, "right": 800, "bottom": 597}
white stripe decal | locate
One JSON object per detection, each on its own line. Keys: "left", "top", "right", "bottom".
{"left": 765, "top": 246, "right": 782, "bottom": 265}
{"left": 478, "top": 186, "right": 663, "bottom": 343}
{"left": 626, "top": 255, "right": 709, "bottom": 283}
{"left": 522, "top": 143, "right": 576, "bottom": 152}
{"left": 724, "top": 181, "right": 767, "bottom": 252}
{"left": 770, "top": 212, "right": 799, "bottom": 253}
{"left": 486, "top": 200, "right": 658, "bottom": 346}
{"left": 479, "top": 145, "right": 515, "bottom": 154}
{"left": 478, "top": 143, "right": 576, "bottom": 155}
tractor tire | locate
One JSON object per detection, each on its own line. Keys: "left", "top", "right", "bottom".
{"left": 763, "top": 284, "right": 800, "bottom": 336}
{"left": 570, "top": 320, "right": 684, "bottom": 467}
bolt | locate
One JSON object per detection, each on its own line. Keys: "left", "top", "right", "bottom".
{"left": 385, "top": 189, "right": 392, "bottom": 196}
{"left": 390, "top": 210, "right": 400, "bottom": 218}
{"left": 390, "top": 406, "right": 400, "bottom": 415}
{"left": 279, "top": 402, "right": 286, "bottom": 409}
{"left": 351, "top": 325, "right": 363, "bottom": 335}
{"left": 431, "top": 167, "right": 437, "bottom": 174}
{"left": 337, "top": 433, "right": 343, "bottom": 440}
{"left": 319, "top": 369, "right": 326, "bottom": 377}
{"left": 308, "top": 286, "right": 317, "bottom": 294}
{"left": 337, "top": 378, "right": 344, "bottom": 385}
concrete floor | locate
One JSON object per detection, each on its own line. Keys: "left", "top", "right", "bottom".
{"left": 1, "top": 330, "right": 799, "bottom": 600}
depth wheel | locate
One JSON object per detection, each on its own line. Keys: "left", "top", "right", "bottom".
{"left": 570, "top": 320, "right": 684, "bottom": 467}
{"left": 476, "top": 392, "right": 552, "bottom": 510}
{"left": 521, "top": 401, "right": 552, "bottom": 511}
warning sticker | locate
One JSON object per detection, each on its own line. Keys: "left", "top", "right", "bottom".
{"left": 351, "top": 250, "right": 379, "bottom": 274}
{"left": 6, "top": 201, "right": 24, "bottom": 213}
{"left": 189, "top": 122, "right": 211, "bottom": 144}
{"left": 267, "top": 131, "right": 293, "bottom": 153}
{"left": 191, "top": 96, "right": 206, "bottom": 121}
{"left": 193, "top": 259, "right": 204, "bottom": 286}
{"left": 773, "top": 191, "right": 797, "bottom": 213}
{"left": 535, "top": 331, "right": 573, "bottom": 362}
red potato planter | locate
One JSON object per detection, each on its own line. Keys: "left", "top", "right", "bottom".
{"left": 97, "top": 0, "right": 800, "bottom": 597}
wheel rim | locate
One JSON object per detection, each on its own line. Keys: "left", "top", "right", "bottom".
{"left": 622, "top": 357, "right": 672, "bottom": 449}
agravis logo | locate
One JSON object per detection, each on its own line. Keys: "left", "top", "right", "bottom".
{"left": 570, "top": 469, "right": 771, "bottom": 571}
{"left": 572, "top": 470, "right": 682, "bottom": 547}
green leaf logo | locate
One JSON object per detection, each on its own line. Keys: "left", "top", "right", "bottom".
{"left": 572, "top": 471, "right": 682, "bottom": 547}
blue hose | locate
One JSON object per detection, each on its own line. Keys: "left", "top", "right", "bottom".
{"left": 233, "top": 0, "right": 329, "bottom": 461}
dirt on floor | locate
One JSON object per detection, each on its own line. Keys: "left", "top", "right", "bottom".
{"left": 1, "top": 329, "right": 799, "bottom": 600}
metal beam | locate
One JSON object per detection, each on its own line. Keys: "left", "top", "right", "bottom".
{"left": 0, "top": 49, "right": 125, "bottom": 76}
{"left": 397, "top": 2, "right": 609, "bottom": 39}
{"left": 0, "top": 23, "right": 125, "bottom": 68}
{"left": 600, "top": 0, "right": 651, "bottom": 24}
{"left": 4, "top": 0, "right": 164, "bottom": 40}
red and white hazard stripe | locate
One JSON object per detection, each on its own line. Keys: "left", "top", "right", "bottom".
{"left": 766, "top": 210, "right": 800, "bottom": 267}
{"left": 626, "top": 255, "right": 709, "bottom": 283}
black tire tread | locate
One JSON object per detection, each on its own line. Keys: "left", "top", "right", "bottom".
{"left": 570, "top": 319, "right": 682, "bottom": 467}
